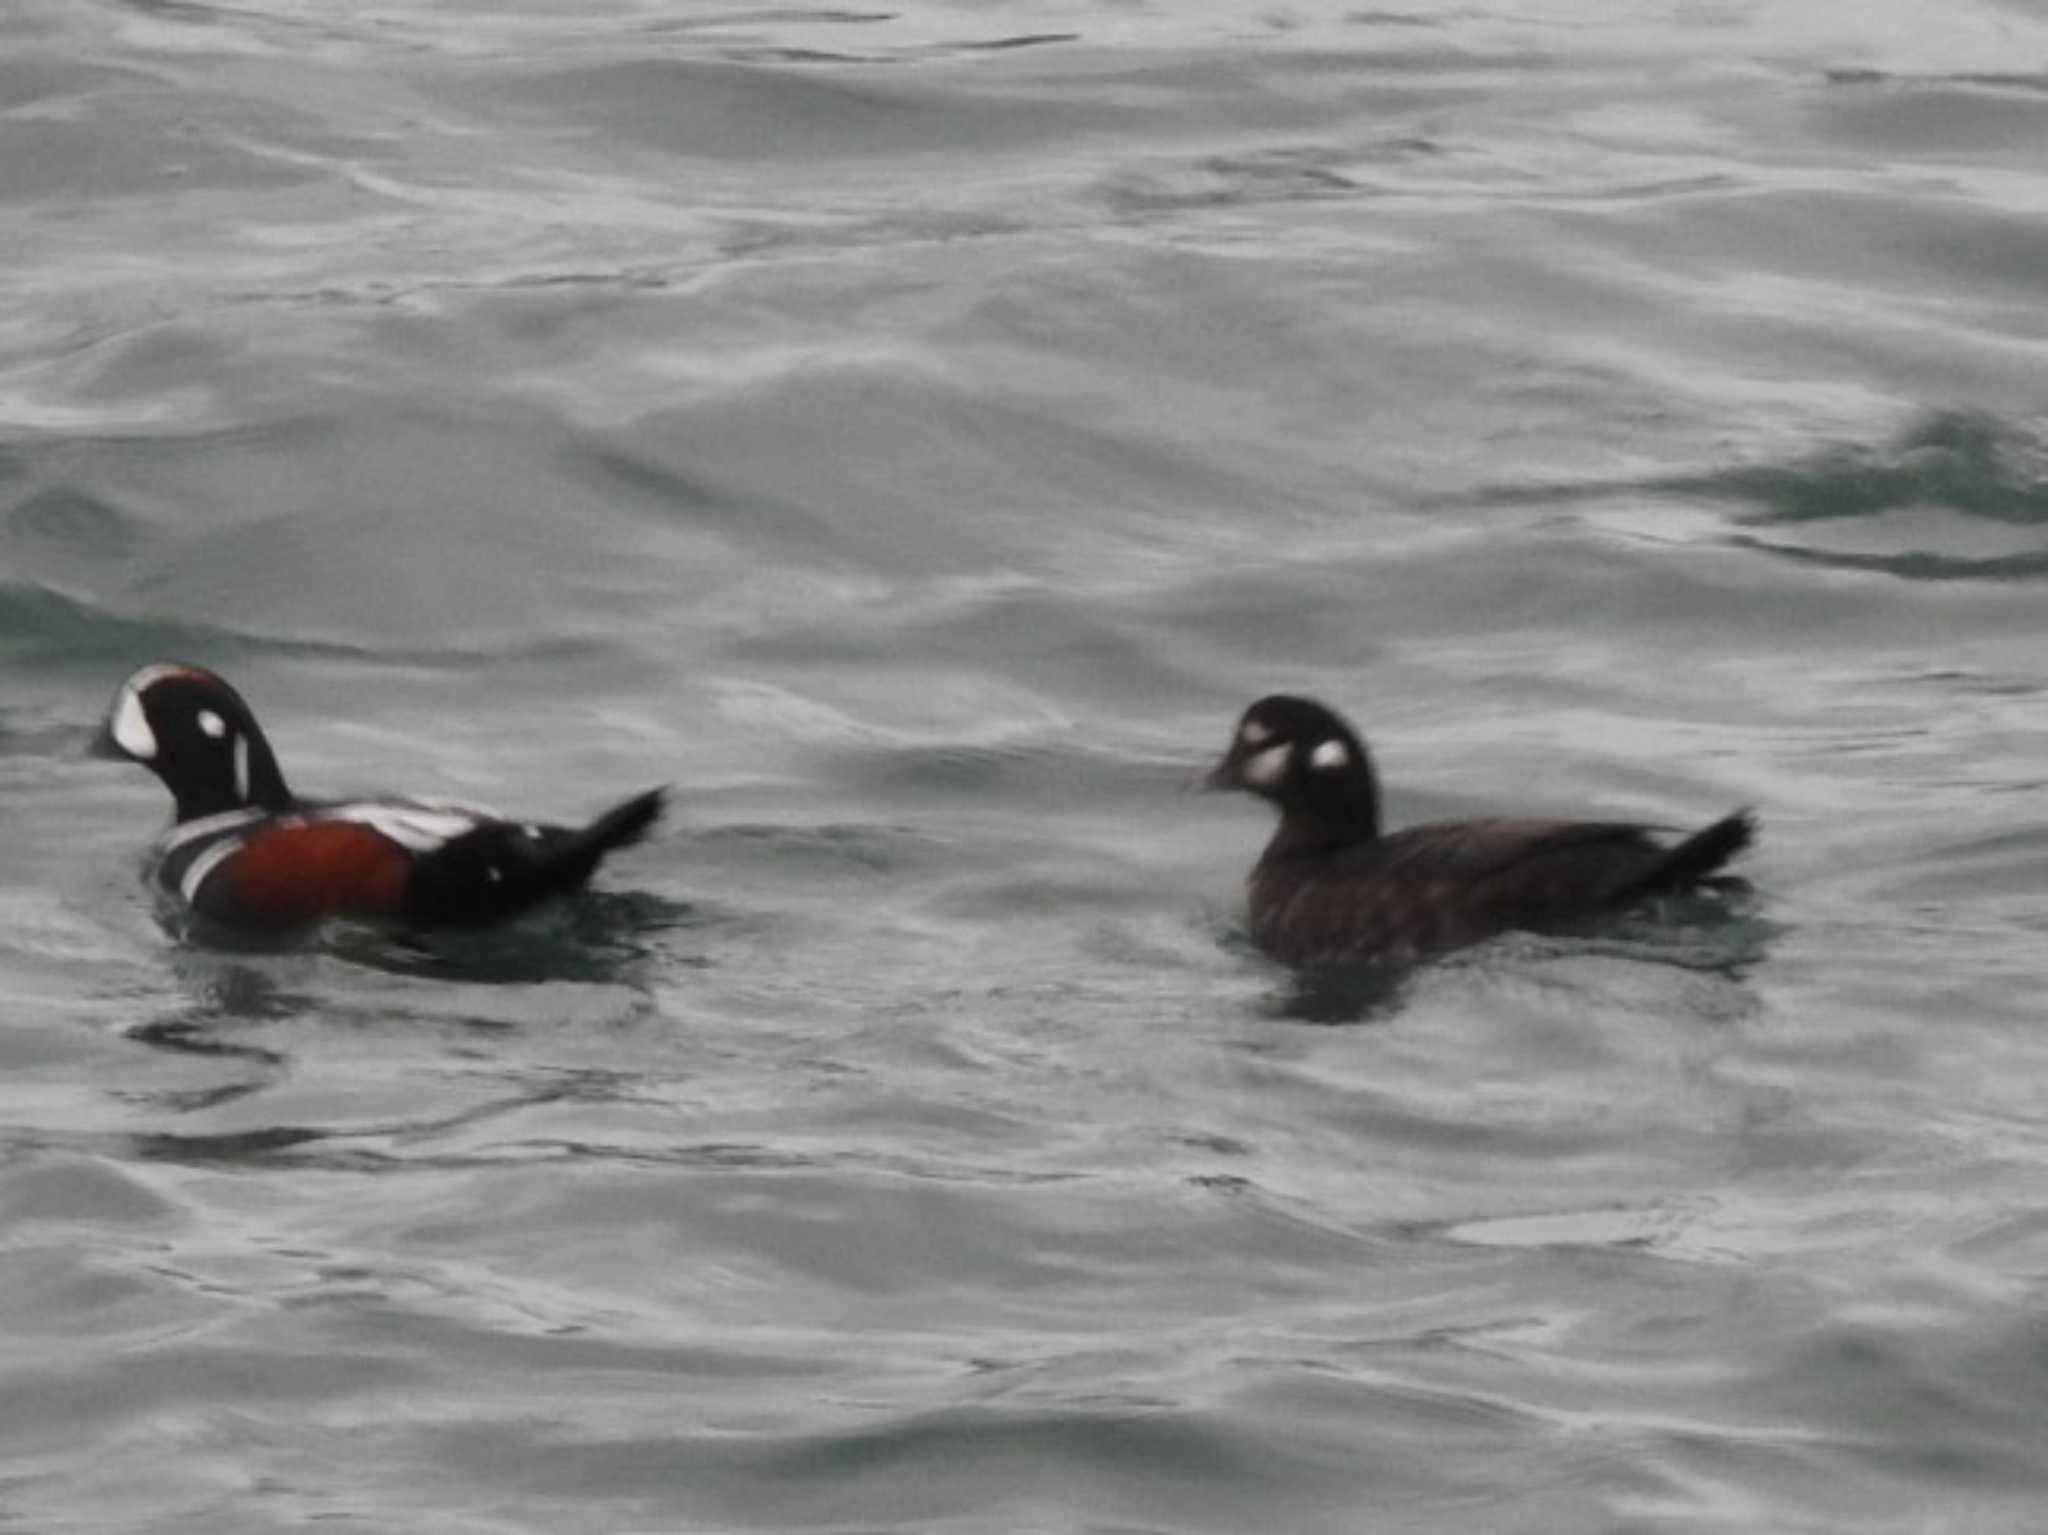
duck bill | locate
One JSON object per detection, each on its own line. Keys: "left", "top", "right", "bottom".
{"left": 87, "top": 721, "right": 129, "bottom": 761}
{"left": 1202, "top": 755, "right": 1241, "bottom": 792}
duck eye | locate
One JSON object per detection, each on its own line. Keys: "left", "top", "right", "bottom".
{"left": 197, "top": 709, "right": 228, "bottom": 740}
{"left": 1309, "top": 739, "right": 1350, "bottom": 771}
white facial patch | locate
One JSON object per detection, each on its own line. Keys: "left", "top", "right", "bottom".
{"left": 197, "top": 709, "right": 227, "bottom": 739}
{"left": 1238, "top": 719, "right": 1272, "bottom": 747}
{"left": 110, "top": 685, "right": 158, "bottom": 760}
{"left": 107, "top": 663, "right": 209, "bottom": 762}
{"left": 1241, "top": 742, "right": 1291, "bottom": 787}
{"left": 1309, "top": 739, "right": 1351, "bottom": 772}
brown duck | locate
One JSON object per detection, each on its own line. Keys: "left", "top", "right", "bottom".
{"left": 1209, "top": 694, "right": 1755, "bottom": 969}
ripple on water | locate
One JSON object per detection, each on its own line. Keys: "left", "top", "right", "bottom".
{"left": 7, "top": 1, "right": 2048, "bottom": 1531}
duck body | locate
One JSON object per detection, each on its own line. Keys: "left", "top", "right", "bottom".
{"left": 1212, "top": 694, "right": 1754, "bottom": 970}
{"left": 97, "top": 664, "right": 663, "bottom": 937}
{"left": 1246, "top": 812, "right": 1754, "bottom": 969}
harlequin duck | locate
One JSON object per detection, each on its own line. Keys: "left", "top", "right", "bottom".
{"left": 94, "top": 663, "right": 665, "bottom": 936}
{"left": 1209, "top": 694, "right": 1756, "bottom": 969}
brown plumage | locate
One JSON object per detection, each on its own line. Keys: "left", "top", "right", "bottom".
{"left": 1209, "top": 695, "right": 1755, "bottom": 969}
{"left": 200, "top": 819, "right": 413, "bottom": 931}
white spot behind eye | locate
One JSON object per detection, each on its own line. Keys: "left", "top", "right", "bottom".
{"left": 1242, "top": 742, "right": 1291, "bottom": 787}
{"left": 1309, "top": 739, "right": 1351, "bottom": 772}
{"left": 1238, "top": 720, "right": 1271, "bottom": 747}
{"left": 110, "top": 687, "right": 157, "bottom": 760}
{"left": 197, "top": 709, "right": 227, "bottom": 739}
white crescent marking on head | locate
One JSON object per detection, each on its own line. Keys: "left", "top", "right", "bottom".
{"left": 1309, "top": 739, "right": 1351, "bottom": 771}
{"left": 1242, "top": 742, "right": 1291, "bottom": 787}
{"left": 111, "top": 665, "right": 222, "bottom": 761}
{"left": 124, "top": 664, "right": 201, "bottom": 695}
{"left": 110, "top": 687, "right": 158, "bottom": 760}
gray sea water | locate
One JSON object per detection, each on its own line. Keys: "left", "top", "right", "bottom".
{"left": 6, "top": 1, "right": 2048, "bottom": 1529}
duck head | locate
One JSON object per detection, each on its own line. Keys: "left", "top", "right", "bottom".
{"left": 95, "top": 663, "right": 293, "bottom": 822}
{"left": 1208, "top": 693, "right": 1381, "bottom": 851}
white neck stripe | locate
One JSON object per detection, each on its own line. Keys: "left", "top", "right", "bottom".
{"left": 178, "top": 839, "right": 245, "bottom": 906}
{"left": 157, "top": 807, "right": 269, "bottom": 854}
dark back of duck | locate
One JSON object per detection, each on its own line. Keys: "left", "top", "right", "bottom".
{"left": 1249, "top": 811, "right": 1755, "bottom": 967}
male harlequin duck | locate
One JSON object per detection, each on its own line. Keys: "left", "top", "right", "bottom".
{"left": 94, "top": 663, "right": 665, "bottom": 935}
{"left": 1208, "top": 694, "right": 1756, "bottom": 969}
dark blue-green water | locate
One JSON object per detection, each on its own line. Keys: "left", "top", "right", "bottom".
{"left": 6, "top": 2, "right": 2048, "bottom": 1529}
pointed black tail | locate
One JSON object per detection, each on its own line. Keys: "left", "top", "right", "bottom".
{"left": 526, "top": 785, "right": 667, "bottom": 905}
{"left": 404, "top": 787, "right": 668, "bottom": 928}
{"left": 1623, "top": 809, "right": 1756, "bottom": 902}
{"left": 573, "top": 786, "right": 666, "bottom": 859}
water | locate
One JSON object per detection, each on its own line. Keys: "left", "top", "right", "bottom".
{"left": 5, "top": 1, "right": 2048, "bottom": 1529}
